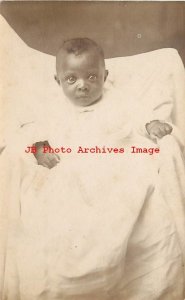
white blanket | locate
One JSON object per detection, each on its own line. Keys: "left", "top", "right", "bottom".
{"left": 1, "top": 131, "right": 185, "bottom": 299}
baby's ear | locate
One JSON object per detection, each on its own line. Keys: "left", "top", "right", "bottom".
{"left": 104, "top": 70, "right": 109, "bottom": 82}
{"left": 54, "top": 75, "right": 60, "bottom": 85}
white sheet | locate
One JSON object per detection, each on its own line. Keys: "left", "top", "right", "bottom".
{"left": 0, "top": 138, "right": 185, "bottom": 299}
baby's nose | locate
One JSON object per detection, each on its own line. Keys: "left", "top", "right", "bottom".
{"left": 77, "top": 79, "right": 89, "bottom": 92}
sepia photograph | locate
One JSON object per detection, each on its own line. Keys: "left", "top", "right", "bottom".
{"left": 0, "top": 1, "right": 185, "bottom": 299}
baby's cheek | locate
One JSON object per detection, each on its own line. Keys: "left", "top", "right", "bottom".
{"left": 63, "top": 85, "right": 75, "bottom": 98}
{"left": 92, "top": 83, "right": 103, "bottom": 96}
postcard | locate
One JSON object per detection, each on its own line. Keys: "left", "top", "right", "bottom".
{"left": 0, "top": 2, "right": 185, "bottom": 299}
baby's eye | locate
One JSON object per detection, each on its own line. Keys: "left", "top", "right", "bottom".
{"left": 66, "top": 76, "right": 76, "bottom": 84}
{"left": 88, "top": 74, "right": 97, "bottom": 82}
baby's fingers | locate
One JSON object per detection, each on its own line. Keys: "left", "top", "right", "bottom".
{"left": 48, "top": 155, "right": 60, "bottom": 169}
{"left": 51, "top": 154, "right": 60, "bottom": 164}
{"left": 164, "top": 123, "right": 173, "bottom": 134}
{"left": 40, "top": 157, "right": 53, "bottom": 169}
{"left": 154, "top": 123, "right": 173, "bottom": 138}
{"left": 55, "top": 154, "right": 60, "bottom": 162}
{"left": 42, "top": 162, "right": 51, "bottom": 169}
{"left": 155, "top": 128, "right": 166, "bottom": 138}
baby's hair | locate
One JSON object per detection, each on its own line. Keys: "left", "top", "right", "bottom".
{"left": 56, "top": 38, "right": 105, "bottom": 73}
{"left": 62, "top": 38, "right": 104, "bottom": 57}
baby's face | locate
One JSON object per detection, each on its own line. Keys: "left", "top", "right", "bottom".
{"left": 56, "top": 52, "right": 108, "bottom": 106}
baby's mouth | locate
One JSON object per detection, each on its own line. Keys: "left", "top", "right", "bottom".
{"left": 76, "top": 94, "right": 90, "bottom": 99}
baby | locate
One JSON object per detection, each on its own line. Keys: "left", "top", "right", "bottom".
{"left": 34, "top": 38, "right": 172, "bottom": 168}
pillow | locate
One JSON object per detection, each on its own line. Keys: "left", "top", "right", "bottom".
{"left": 105, "top": 49, "right": 185, "bottom": 134}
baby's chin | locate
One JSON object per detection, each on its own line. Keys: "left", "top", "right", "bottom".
{"left": 71, "top": 95, "right": 103, "bottom": 107}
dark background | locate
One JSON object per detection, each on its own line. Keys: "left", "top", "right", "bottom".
{"left": 1, "top": 1, "right": 185, "bottom": 64}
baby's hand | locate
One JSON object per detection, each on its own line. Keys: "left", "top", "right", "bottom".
{"left": 34, "top": 142, "right": 60, "bottom": 169}
{"left": 145, "top": 120, "right": 173, "bottom": 138}
{"left": 36, "top": 152, "right": 60, "bottom": 169}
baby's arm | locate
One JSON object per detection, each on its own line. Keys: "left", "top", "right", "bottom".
{"left": 145, "top": 120, "right": 173, "bottom": 138}
{"left": 33, "top": 141, "right": 60, "bottom": 169}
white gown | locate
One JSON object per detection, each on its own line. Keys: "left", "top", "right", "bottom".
{"left": 0, "top": 87, "right": 185, "bottom": 300}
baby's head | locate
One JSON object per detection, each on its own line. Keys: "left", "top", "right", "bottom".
{"left": 55, "top": 38, "right": 108, "bottom": 106}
